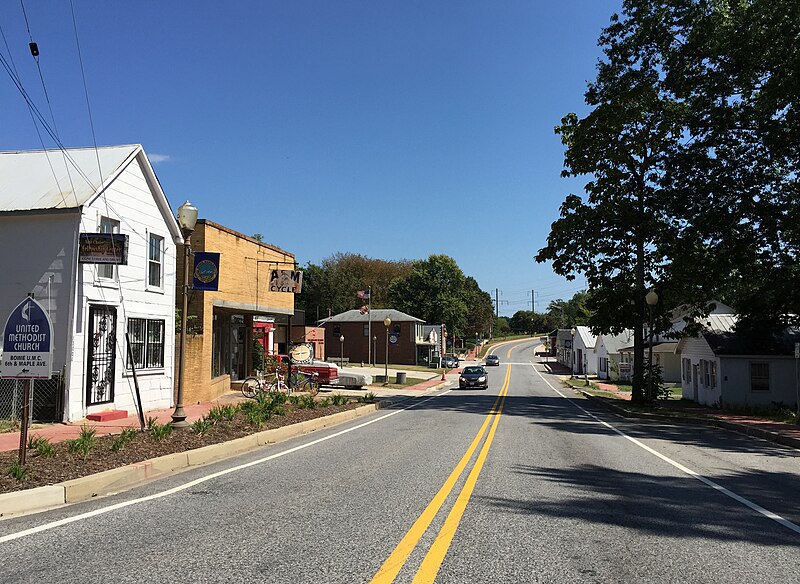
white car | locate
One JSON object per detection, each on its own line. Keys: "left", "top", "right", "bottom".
{"left": 333, "top": 367, "right": 373, "bottom": 389}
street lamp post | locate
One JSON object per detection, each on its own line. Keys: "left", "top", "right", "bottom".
{"left": 570, "top": 327, "right": 576, "bottom": 378}
{"left": 339, "top": 334, "right": 345, "bottom": 367}
{"left": 172, "top": 200, "right": 198, "bottom": 428}
{"left": 373, "top": 336, "right": 377, "bottom": 367}
{"left": 645, "top": 289, "right": 659, "bottom": 402}
{"left": 383, "top": 317, "right": 391, "bottom": 385}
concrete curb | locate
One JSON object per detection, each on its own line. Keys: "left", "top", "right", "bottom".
{"left": 576, "top": 389, "right": 800, "bottom": 451}
{"left": 0, "top": 402, "right": 384, "bottom": 518}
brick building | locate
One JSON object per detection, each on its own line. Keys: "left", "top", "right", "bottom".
{"left": 177, "top": 220, "right": 297, "bottom": 402}
{"left": 319, "top": 309, "right": 435, "bottom": 366}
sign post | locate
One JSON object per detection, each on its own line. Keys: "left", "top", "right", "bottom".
{"left": 2, "top": 295, "right": 54, "bottom": 464}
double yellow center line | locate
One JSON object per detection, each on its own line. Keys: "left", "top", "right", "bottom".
{"left": 371, "top": 360, "right": 512, "bottom": 584}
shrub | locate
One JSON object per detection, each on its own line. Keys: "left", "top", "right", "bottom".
{"left": 111, "top": 427, "right": 139, "bottom": 452}
{"left": 191, "top": 417, "right": 213, "bottom": 435}
{"left": 207, "top": 404, "right": 237, "bottom": 424}
{"left": 67, "top": 425, "right": 97, "bottom": 460}
{"left": 149, "top": 421, "right": 174, "bottom": 441}
{"left": 8, "top": 460, "right": 28, "bottom": 481}
{"left": 330, "top": 394, "right": 350, "bottom": 406}
{"left": 28, "top": 435, "right": 56, "bottom": 459}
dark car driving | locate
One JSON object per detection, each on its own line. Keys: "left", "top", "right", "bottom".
{"left": 485, "top": 354, "right": 500, "bottom": 366}
{"left": 459, "top": 366, "right": 488, "bottom": 389}
{"left": 442, "top": 355, "right": 459, "bottom": 368}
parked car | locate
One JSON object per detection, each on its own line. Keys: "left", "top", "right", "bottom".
{"left": 485, "top": 354, "right": 500, "bottom": 366}
{"left": 333, "top": 368, "right": 373, "bottom": 389}
{"left": 459, "top": 366, "right": 488, "bottom": 389}
{"left": 442, "top": 355, "right": 459, "bottom": 368}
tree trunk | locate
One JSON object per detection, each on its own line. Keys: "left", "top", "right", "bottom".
{"left": 632, "top": 193, "right": 646, "bottom": 403}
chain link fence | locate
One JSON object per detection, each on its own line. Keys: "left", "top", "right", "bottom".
{"left": 0, "top": 370, "right": 65, "bottom": 423}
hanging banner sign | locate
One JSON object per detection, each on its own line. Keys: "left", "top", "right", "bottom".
{"left": 79, "top": 233, "right": 129, "bottom": 264}
{"left": 1, "top": 296, "right": 53, "bottom": 379}
{"left": 193, "top": 252, "right": 221, "bottom": 291}
{"left": 269, "top": 269, "right": 303, "bottom": 293}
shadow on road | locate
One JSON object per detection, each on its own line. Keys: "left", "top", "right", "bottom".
{"left": 480, "top": 463, "right": 800, "bottom": 546}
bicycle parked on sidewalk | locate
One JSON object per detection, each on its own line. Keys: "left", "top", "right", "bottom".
{"left": 241, "top": 369, "right": 319, "bottom": 398}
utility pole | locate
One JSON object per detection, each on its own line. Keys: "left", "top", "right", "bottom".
{"left": 495, "top": 288, "right": 499, "bottom": 317}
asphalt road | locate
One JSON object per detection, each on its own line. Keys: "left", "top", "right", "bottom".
{"left": 1, "top": 339, "right": 798, "bottom": 583}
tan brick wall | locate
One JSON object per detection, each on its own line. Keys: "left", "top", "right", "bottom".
{"left": 175, "top": 220, "right": 295, "bottom": 402}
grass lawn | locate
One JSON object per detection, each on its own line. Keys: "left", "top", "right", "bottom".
{"left": 376, "top": 377, "right": 428, "bottom": 389}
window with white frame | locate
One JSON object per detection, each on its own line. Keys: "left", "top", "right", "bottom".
{"left": 750, "top": 362, "right": 769, "bottom": 391}
{"left": 98, "top": 216, "right": 120, "bottom": 279}
{"left": 701, "top": 360, "right": 710, "bottom": 387}
{"left": 127, "top": 318, "right": 165, "bottom": 369}
{"left": 148, "top": 234, "right": 164, "bottom": 288}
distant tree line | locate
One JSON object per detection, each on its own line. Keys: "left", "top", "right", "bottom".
{"left": 296, "top": 252, "right": 494, "bottom": 339}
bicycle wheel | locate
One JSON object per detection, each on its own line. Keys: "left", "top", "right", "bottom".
{"left": 309, "top": 379, "right": 320, "bottom": 396}
{"left": 241, "top": 377, "right": 260, "bottom": 399}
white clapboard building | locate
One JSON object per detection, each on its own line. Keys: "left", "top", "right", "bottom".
{"left": 0, "top": 145, "right": 182, "bottom": 422}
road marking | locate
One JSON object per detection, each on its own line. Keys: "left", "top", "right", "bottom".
{"left": 411, "top": 364, "right": 510, "bottom": 583}
{"left": 370, "top": 380, "right": 507, "bottom": 583}
{"left": 0, "top": 390, "right": 452, "bottom": 545}
{"left": 372, "top": 347, "right": 515, "bottom": 583}
{"left": 530, "top": 360, "right": 800, "bottom": 536}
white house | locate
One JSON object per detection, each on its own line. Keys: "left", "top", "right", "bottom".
{"left": 572, "top": 326, "right": 597, "bottom": 376}
{"left": 596, "top": 330, "right": 633, "bottom": 381}
{"left": 0, "top": 145, "right": 182, "bottom": 422}
{"left": 676, "top": 314, "right": 799, "bottom": 409}
{"left": 618, "top": 302, "right": 737, "bottom": 384}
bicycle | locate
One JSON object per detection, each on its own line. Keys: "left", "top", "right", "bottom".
{"left": 241, "top": 370, "right": 289, "bottom": 398}
{"left": 292, "top": 370, "right": 320, "bottom": 396}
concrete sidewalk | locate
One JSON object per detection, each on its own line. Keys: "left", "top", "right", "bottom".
{"left": 0, "top": 372, "right": 449, "bottom": 454}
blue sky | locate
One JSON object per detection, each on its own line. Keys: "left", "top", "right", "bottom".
{"left": 1, "top": 1, "right": 622, "bottom": 317}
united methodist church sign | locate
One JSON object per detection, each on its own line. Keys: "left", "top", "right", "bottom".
{"left": 1, "top": 296, "right": 53, "bottom": 379}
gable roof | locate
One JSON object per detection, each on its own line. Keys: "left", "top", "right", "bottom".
{"left": 0, "top": 145, "right": 141, "bottom": 211}
{"left": 703, "top": 327, "right": 800, "bottom": 356}
{"left": 575, "top": 326, "right": 597, "bottom": 349}
{"left": 0, "top": 145, "right": 182, "bottom": 242}
{"left": 319, "top": 308, "right": 424, "bottom": 324}
{"left": 598, "top": 330, "right": 634, "bottom": 355}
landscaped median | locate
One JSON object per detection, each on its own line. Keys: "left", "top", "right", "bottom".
{"left": 0, "top": 400, "right": 383, "bottom": 518}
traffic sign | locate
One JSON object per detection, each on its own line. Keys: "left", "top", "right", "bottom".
{"left": 1, "top": 296, "right": 53, "bottom": 379}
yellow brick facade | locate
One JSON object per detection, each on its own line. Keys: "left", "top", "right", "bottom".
{"left": 175, "top": 220, "right": 295, "bottom": 403}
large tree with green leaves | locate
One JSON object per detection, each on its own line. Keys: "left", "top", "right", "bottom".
{"left": 296, "top": 253, "right": 412, "bottom": 321}
{"left": 536, "top": 2, "right": 686, "bottom": 402}
{"left": 539, "top": 0, "right": 799, "bottom": 400}
{"left": 389, "top": 255, "right": 493, "bottom": 337}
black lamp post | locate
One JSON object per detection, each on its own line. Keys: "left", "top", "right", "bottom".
{"left": 646, "top": 289, "right": 659, "bottom": 402}
{"left": 339, "top": 334, "right": 345, "bottom": 367}
{"left": 172, "top": 200, "right": 198, "bottom": 428}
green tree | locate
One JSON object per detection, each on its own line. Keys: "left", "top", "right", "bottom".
{"left": 463, "top": 277, "right": 494, "bottom": 338}
{"left": 389, "top": 254, "right": 482, "bottom": 337}
{"left": 295, "top": 253, "right": 412, "bottom": 321}
{"left": 536, "top": 2, "right": 686, "bottom": 403}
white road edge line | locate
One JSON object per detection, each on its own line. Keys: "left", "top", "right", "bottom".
{"left": 0, "top": 390, "right": 452, "bottom": 545}
{"left": 530, "top": 360, "right": 800, "bottom": 536}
